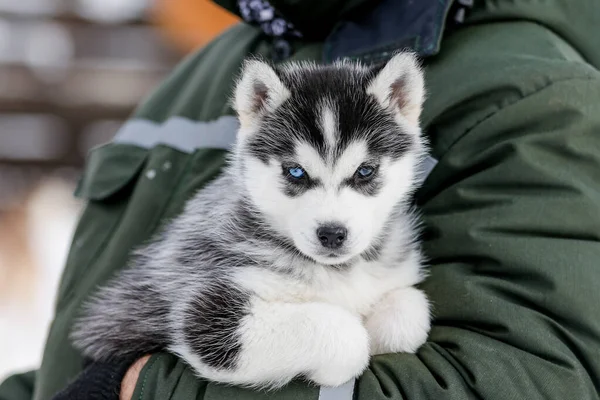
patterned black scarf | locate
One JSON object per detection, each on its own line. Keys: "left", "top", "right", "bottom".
{"left": 237, "top": 0, "right": 302, "bottom": 60}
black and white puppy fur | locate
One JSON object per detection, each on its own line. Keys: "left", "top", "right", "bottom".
{"left": 71, "top": 52, "right": 431, "bottom": 389}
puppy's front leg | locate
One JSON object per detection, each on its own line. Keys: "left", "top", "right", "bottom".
{"left": 177, "top": 298, "right": 370, "bottom": 389}
{"left": 365, "top": 286, "right": 431, "bottom": 355}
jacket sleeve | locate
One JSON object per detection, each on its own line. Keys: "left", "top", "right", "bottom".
{"left": 0, "top": 371, "right": 36, "bottom": 400}
{"left": 131, "top": 354, "right": 320, "bottom": 400}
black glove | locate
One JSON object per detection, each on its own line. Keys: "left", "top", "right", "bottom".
{"left": 51, "top": 357, "right": 138, "bottom": 400}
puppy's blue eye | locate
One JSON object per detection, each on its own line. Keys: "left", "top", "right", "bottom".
{"left": 357, "top": 166, "right": 374, "bottom": 178}
{"left": 289, "top": 167, "right": 305, "bottom": 179}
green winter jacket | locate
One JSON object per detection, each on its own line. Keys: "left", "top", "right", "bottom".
{"left": 2, "top": 0, "right": 600, "bottom": 399}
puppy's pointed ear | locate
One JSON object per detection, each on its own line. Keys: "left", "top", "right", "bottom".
{"left": 367, "top": 52, "right": 425, "bottom": 127}
{"left": 234, "top": 59, "right": 290, "bottom": 129}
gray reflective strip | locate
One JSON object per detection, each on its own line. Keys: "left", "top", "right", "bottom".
{"left": 113, "top": 116, "right": 239, "bottom": 152}
{"left": 319, "top": 379, "right": 355, "bottom": 400}
{"left": 417, "top": 155, "right": 438, "bottom": 185}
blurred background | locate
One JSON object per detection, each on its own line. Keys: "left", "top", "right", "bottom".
{"left": 0, "top": 0, "right": 239, "bottom": 381}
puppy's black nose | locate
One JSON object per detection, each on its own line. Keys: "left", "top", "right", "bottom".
{"left": 317, "top": 226, "right": 347, "bottom": 249}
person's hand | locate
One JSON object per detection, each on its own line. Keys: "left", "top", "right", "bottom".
{"left": 120, "top": 355, "right": 151, "bottom": 400}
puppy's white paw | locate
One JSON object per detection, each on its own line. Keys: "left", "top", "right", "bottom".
{"left": 304, "top": 305, "right": 370, "bottom": 387}
{"left": 366, "top": 287, "right": 431, "bottom": 355}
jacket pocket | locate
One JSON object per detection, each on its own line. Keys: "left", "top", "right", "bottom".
{"left": 55, "top": 143, "right": 148, "bottom": 309}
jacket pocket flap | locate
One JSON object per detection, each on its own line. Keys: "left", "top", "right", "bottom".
{"left": 75, "top": 143, "right": 148, "bottom": 200}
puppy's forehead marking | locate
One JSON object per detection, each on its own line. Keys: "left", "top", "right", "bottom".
{"left": 319, "top": 102, "right": 338, "bottom": 150}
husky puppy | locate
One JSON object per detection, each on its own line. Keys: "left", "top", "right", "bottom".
{"left": 71, "top": 52, "right": 431, "bottom": 389}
